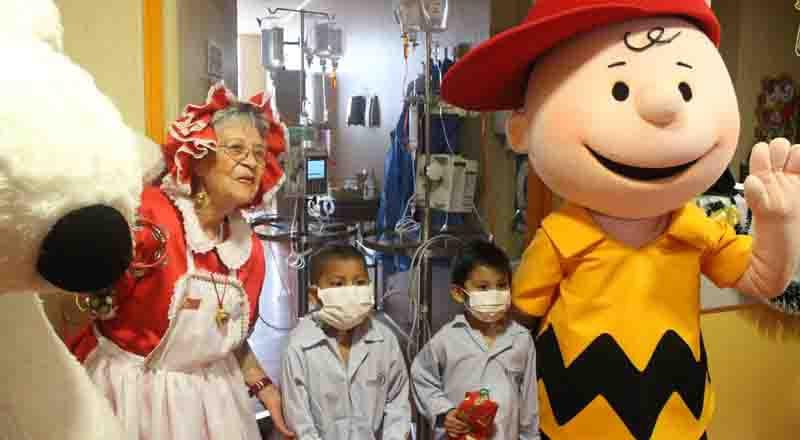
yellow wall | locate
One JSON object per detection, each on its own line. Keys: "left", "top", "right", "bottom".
{"left": 54, "top": 0, "right": 236, "bottom": 146}
{"left": 162, "top": 0, "right": 181, "bottom": 125}
{"left": 701, "top": 2, "right": 800, "bottom": 437}
{"left": 55, "top": 0, "right": 146, "bottom": 132}
{"left": 702, "top": 311, "right": 800, "bottom": 438}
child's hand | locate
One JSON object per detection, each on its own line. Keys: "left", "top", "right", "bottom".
{"left": 257, "top": 384, "right": 296, "bottom": 438}
{"left": 444, "top": 409, "right": 471, "bottom": 437}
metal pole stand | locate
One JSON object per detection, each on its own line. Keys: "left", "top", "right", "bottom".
{"left": 296, "top": 195, "right": 310, "bottom": 317}
{"left": 258, "top": 7, "right": 333, "bottom": 318}
{"left": 413, "top": 29, "right": 436, "bottom": 440}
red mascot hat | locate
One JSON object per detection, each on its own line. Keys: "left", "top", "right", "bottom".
{"left": 441, "top": 0, "right": 720, "bottom": 111}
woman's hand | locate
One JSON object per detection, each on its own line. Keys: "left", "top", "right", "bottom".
{"left": 443, "top": 409, "right": 470, "bottom": 437}
{"left": 257, "top": 384, "right": 296, "bottom": 438}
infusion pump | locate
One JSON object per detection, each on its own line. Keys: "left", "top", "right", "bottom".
{"left": 282, "top": 125, "right": 329, "bottom": 197}
{"left": 283, "top": 145, "right": 329, "bottom": 197}
{"left": 415, "top": 154, "right": 478, "bottom": 213}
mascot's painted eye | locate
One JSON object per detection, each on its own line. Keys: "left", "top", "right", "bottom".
{"left": 679, "top": 82, "right": 693, "bottom": 101}
{"left": 612, "top": 81, "right": 629, "bottom": 101}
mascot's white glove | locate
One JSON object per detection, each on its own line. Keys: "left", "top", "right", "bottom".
{"left": 736, "top": 138, "right": 800, "bottom": 298}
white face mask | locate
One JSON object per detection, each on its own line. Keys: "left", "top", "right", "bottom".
{"left": 464, "top": 289, "right": 511, "bottom": 323}
{"left": 315, "top": 285, "right": 375, "bottom": 331}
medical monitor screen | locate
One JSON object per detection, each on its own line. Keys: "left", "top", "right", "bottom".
{"left": 307, "top": 159, "right": 326, "bottom": 180}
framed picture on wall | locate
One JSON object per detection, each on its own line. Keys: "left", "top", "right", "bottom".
{"left": 207, "top": 40, "right": 224, "bottom": 81}
{"left": 754, "top": 74, "right": 800, "bottom": 144}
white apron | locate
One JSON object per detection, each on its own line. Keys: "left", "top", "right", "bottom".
{"left": 84, "top": 247, "right": 260, "bottom": 440}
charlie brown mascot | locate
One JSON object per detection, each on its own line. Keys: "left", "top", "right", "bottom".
{"left": 441, "top": 0, "right": 800, "bottom": 439}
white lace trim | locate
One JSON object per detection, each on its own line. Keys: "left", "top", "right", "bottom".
{"left": 160, "top": 183, "right": 252, "bottom": 270}
{"left": 164, "top": 144, "right": 216, "bottom": 195}
{"left": 160, "top": 169, "right": 193, "bottom": 198}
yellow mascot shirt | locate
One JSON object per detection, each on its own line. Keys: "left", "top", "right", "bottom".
{"left": 513, "top": 202, "right": 752, "bottom": 440}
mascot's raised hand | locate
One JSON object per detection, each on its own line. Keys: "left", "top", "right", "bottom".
{"left": 737, "top": 138, "right": 800, "bottom": 298}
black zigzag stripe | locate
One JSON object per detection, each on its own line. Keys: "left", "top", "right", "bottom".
{"left": 537, "top": 326, "right": 709, "bottom": 440}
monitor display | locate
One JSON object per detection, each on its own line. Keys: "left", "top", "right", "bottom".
{"left": 307, "top": 159, "right": 326, "bottom": 180}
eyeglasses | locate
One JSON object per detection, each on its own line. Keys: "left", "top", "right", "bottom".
{"left": 218, "top": 143, "right": 267, "bottom": 166}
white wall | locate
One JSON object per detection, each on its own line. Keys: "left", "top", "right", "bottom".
{"left": 179, "top": 0, "right": 239, "bottom": 107}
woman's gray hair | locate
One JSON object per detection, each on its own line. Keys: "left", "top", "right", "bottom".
{"left": 211, "top": 102, "right": 268, "bottom": 139}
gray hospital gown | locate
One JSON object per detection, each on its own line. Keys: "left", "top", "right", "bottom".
{"left": 410, "top": 315, "right": 540, "bottom": 440}
{"left": 281, "top": 315, "right": 411, "bottom": 440}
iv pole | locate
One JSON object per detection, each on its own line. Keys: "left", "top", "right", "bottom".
{"left": 258, "top": 7, "right": 334, "bottom": 317}
{"left": 414, "top": 27, "right": 436, "bottom": 440}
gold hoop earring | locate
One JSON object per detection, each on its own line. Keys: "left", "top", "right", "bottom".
{"left": 194, "top": 189, "right": 210, "bottom": 209}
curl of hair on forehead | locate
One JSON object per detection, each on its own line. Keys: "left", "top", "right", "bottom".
{"left": 623, "top": 26, "right": 682, "bottom": 52}
{"left": 210, "top": 102, "right": 269, "bottom": 139}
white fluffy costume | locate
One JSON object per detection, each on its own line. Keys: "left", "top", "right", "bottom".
{"left": 0, "top": 0, "right": 143, "bottom": 439}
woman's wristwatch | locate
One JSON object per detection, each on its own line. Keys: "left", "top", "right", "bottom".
{"left": 248, "top": 376, "right": 273, "bottom": 398}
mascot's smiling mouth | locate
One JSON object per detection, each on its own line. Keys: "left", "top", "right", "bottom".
{"left": 587, "top": 146, "right": 698, "bottom": 181}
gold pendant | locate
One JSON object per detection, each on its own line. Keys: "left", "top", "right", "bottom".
{"left": 215, "top": 307, "right": 230, "bottom": 327}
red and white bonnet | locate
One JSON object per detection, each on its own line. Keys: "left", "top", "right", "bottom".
{"left": 158, "top": 82, "right": 287, "bottom": 209}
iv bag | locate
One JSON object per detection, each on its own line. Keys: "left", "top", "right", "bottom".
{"left": 394, "top": 0, "right": 423, "bottom": 34}
{"left": 260, "top": 17, "right": 284, "bottom": 70}
{"left": 261, "top": 28, "right": 285, "bottom": 69}
{"left": 313, "top": 21, "right": 344, "bottom": 60}
{"left": 421, "top": 0, "right": 449, "bottom": 33}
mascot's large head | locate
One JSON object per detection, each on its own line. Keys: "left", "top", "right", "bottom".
{"left": 0, "top": 2, "right": 143, "bottom": 439}
{"left": 442, "top": 0, "right": 737, "bottom": 219}
{"left": 0, "top": 0, "right": 142, "bottom": 295}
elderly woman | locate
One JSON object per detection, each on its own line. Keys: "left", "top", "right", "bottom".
{"left": 69, "top": 84, "right": 295, "bottom": 440}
